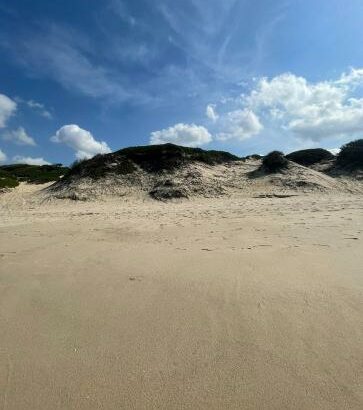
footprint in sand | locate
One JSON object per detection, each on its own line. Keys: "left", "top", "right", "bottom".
{"left": 129, "top": 275, "right": 143, "bottom": 281}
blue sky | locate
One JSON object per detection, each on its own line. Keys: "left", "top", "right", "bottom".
{"left": 1, "top": 0, "right": 363, "bottom": 165}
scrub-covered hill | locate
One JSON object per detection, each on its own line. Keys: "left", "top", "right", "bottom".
{"left": 46, "top": 143, "right": 363, "bottom": 201}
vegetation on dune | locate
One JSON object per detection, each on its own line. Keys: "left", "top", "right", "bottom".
{"left": 286, "top": 148, "right": 334, "bottom": 166}
{"left": 149, "top": 180, "right": 188, "bottom": 201}
{"left": 117, "top": 144, "right": 240, "bottom": 172}
{"left": 63, "top": 143, "right": 240, "bottom": 180}
{"left": 243, "top": 154, "right": 262, "bottom": 160}
{"left": 3, "top": 139, "right": 362, "bottom": 192}
{"left": 336, "top": 139, "right": 363, "bottom": 169}
{"left": 0, "top": 164, "right": 68, "bottom": 185}
{"left": 66, "top": 155, "right": 137, "bottom": 179}
{"left": 0, "top": 178, "right": 19, "bottom": 188}
{"left": 262, "top": 151, "right": 289, "bottom": 173}
{"left": 0, "top": 169, "right": 19, "bottom": 188}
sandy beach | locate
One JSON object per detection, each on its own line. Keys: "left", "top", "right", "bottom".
{"left": 0, "top": 183, "right": 362, "bottom": 409}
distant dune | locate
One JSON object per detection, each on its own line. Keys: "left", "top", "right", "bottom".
{"left": 43, "top": 142, "right": 363, "bottom": 201}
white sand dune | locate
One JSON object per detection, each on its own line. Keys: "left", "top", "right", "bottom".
{"left": 0, "top": 183, "right": 362, "bottom": 409}
{"left": 47, "top": 159, "right": 363, "bottom": 201}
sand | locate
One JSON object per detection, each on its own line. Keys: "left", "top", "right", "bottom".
{"left": 0, "top": 183, "right": 362, "bottom": 409}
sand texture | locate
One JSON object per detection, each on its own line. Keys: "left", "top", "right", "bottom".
{"left": 0, "top": 183, "right": 362, "bottom": 409}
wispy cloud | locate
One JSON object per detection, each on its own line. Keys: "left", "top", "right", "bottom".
{"left": 157, "top": 0, "right": 289, "bottom": 83}
{"left": 0, "top": 93, "right": 17, "bottom": 128}
{"left": 2, "top": 127, "right": 36, "bottom": 146}
{"left": 206, "top": 104, "right": 219, "bottom": 122}
{"left": 0, "top": 148, "right": 7, "bottom": 162}
{"left": 15, "top": 97, "right": 53, "bottom": 119}
{"left": 1, "top": 1, "right": 289, "bottom": 111}
{"left": 108, "top": 0, "right": 137, "bottom": 27}
{"left": 5, "top": 25, "right": 141, "bottom": 103}
{"left": 12, "top": 155, "right": 50, "bottom": 165}
{"left": 26, "top": 100, "right": 53, "bottom": 119}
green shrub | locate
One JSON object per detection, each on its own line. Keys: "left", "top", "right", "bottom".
{"left": 336, "top": 139, "right": 363, "bottom": 169}
{"left": 286, "top": 148, "right": 334, "bottom": 166}
{"left": 262, "top": 151, "right": 288, "bottom": 173}
{"left": 65, "top": 155, "right": 136, "bottom": 179}
{"left": 62, "top": 143, "right": 240, "bottom": 181}
{"left": 0, "top": 177, "right": 19, "bottom": 188}
{"left": 117, "top": 143, "right": 239, "bottom": 172}
{"left": 0, "top": 164, "right": 69, "bottom": 184}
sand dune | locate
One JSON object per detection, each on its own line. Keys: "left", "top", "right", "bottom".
{"left": 48, "top": 159, "right": 363, "bottom": 202}
{"left": 0, "top": 183, "right": 362, "bottom": 409}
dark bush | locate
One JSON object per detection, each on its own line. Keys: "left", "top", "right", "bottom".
{"left": 336, "top": 139, "right": 363, "bottom": 169}
{"left": 286, "top": 148, "right": 334, "bottom": 166}
{"left": 262, "top": 151, "right": 288, "bottom": 173}
{"left": 69, "top": 158, "right": 86, "bottom": 170}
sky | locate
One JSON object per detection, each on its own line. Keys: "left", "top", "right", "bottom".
{"left": 1, "top": 0, "right": 363, "bottom": 165}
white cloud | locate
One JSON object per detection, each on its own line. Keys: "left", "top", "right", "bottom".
{"left": 26, "top": 100, "right": 52, "bottom": 119}
{"left": 13, "top": 26, "right": 135, "bottom": 103}
{"left": 13, "top": 156, "right": 50, "bottom": 165}
{"left": 242, "top": 68, "right": 363, "bottom": 141}
{"left": 0, "top": 94, "right": 17, "bottom": 128}
{"left": 51, "top": 124, "right": 112, "bottom": 159}
{"left": 216, "top": 109, "right": 263, "bottom": 141}
{"left": 206, "top": 104, "right": 219, "bottom": 122}
{"left": 328, "top": 148, "right": 341, "bottom": 155}
{"left": 14, "top": 97, "right": 53, "bottom": 119}
{"left": 0, "top": 148, "right": 7, "bottom": 162}
{"left": 110, "top": 0, "right": 136, "bottom": 26}
{"left": 150, "top": 123, "right": 212, "bottom": 147}
{"left": 2, "top": 127, "right": 36, "bottom": 146}
{"left": 336, "top": 68, "right": 363, "bottom": 86}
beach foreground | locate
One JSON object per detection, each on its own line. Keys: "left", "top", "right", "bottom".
{"left": 0, "top": 184, "right": 362, "bottom": 409}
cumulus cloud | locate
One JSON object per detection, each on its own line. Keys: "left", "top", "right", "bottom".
{"left": 51, "top": 124, "right": 112, "bottom": 159}
{"left": 12, "top": 155, "right": 50, "bottom": 165}
{"left": 0, "top": 94, "right": 17, "bottom": 128}
{"left": 150, "top": 123, "right": 212, "bottom": 147}
{"left": 243, "top": 68, "right": 363, "bottom": 141}
{"left": 0, "top": 148, "right": 7, "bottom": 162}
{"left": 216, "top": 109, "right": 263, "bottom": 141}
{"left": 206, "top": 104, "right": 219, "bottom": 122}
{"left": 2, "top": 127, "right": 36, "bottom": 146}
